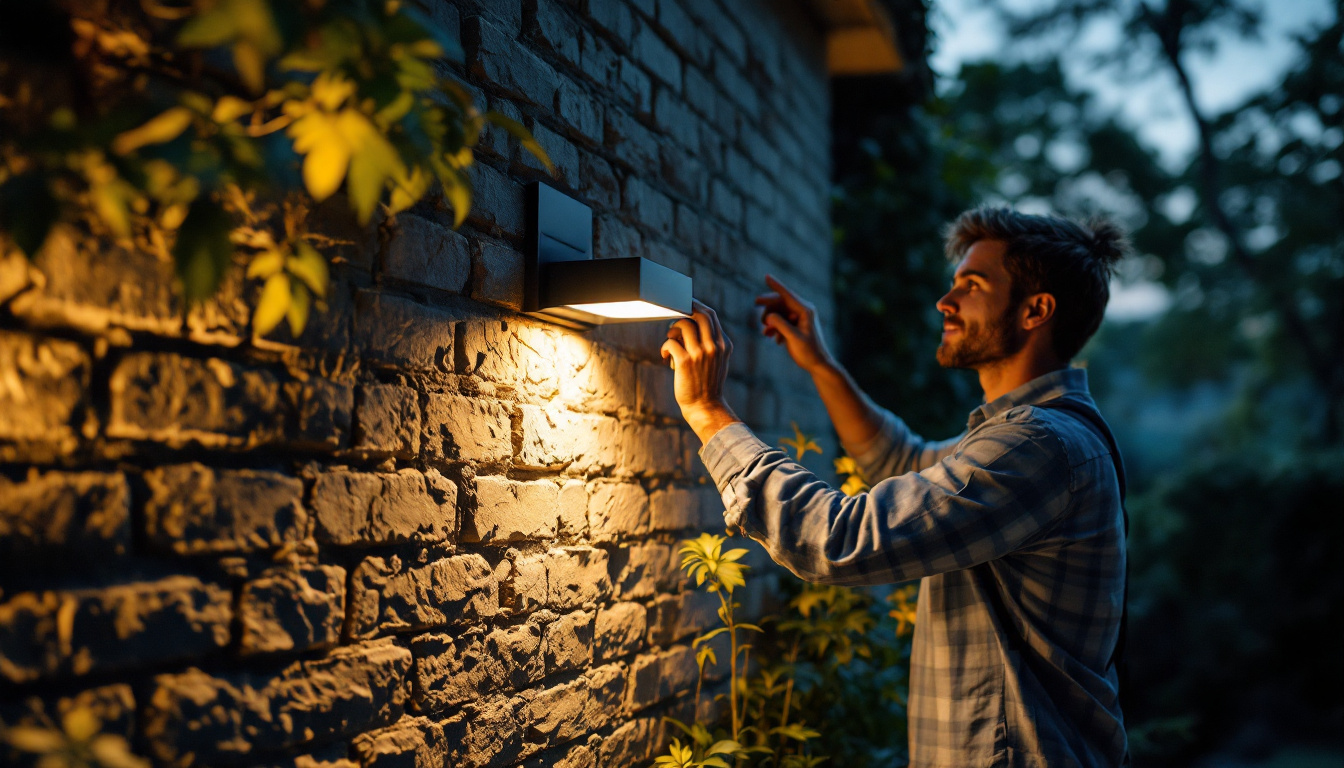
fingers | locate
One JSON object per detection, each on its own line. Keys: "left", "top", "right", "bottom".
{"left": 668, "top": 318, "right": 702, "bottom": 357}
{"left": 691, "top": 299, "right": 732, "bottom": 355}
{"left": 764, "top": 274, "right": 810, "bottom": 314}
{"left": 763, "top": 312, "right": 805, "bottom": 346}
{"left": 660, "top": 338, "right": 688, "bottom": 370}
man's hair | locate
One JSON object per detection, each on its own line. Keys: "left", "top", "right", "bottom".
{"left": 943, "top": 207, "right": 1130, "bottom": 361}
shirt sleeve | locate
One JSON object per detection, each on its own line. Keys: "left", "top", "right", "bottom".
{"left": 698, "top": 420, "right": 1073, "bottom": 586}
{"left": 840, "top": 406, "right": 964, "bottom": 483}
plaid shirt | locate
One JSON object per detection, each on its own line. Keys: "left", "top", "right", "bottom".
{"left": 700, "top": 368, "right": 1127, "bottom": 767}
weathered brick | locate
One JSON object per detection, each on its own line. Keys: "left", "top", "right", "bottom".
{"left": 353, "top": 291, "right": 455, "bottom": 372}
{"left": 142, "top": 464, "right": 304, "bottom": 555}
{"left": 585, "top": 0, "right": 635, "bottom": 44}
{"left": 467, "top": 475, "right": 559, "bottom": 543}
{"left": 660, "top": 141, "right": 709, "bottom": 202}
{"left": 595, "top": 601, "right": 647, "bottom": 661}
{"left": 557, "top": 479, "right": 588, "bottom": 538}
{"left": 543, "top": 609, "right": 594, "bottom": 674}
{"left": 423, "top": 392, "right": 512, "bottom": 464}
{"left": 239, "top": 565, "right": 346, "bottom": 655}
{"left": 620, "top": 422, "right": 682, "bottom": 476}
{"left": 610, "top": 543, "right": 676, "bottom": 599}
{"left": 579, "top": 150, "right": 620, "bottom": 210}
{"left": 352, "top": 716, "right": 454, "bottom": 768}
{"left": 0, "top": 331, "right": 88, "bottom": 451}
{"left": 594, "top": 213, "right": 643, "bottom": 260}
{"left": 622, "top": 176, "right": 674, "bottom": 237}
{"left": 469, "top": 238, "right": 525, "bottom": 310}
{"left": 522, "top": 740, "right": 596, "bottom": 768}
{"left": 605, "top": 108, "right": 659, "bottom": 171}
{"left": 0, "top": 471, "right": 129, "bottom": 561}
{"left": 648, "top": 589, "right": 719, "bottom": 646}
{"left": 587, "top": 481, "right": 650, "bottom": 542}
{"left": 370, "top": 468, "right": 455, "bottom": 544}
{"left": 350, "top": 553, "right": 497, "bottom": 637}
{"left": 0, "top": 576, "right": 230, "bottom": 683}
{"left": 463, "top": 696, "right": 525, "bottom": 768}
{"left": 464, "top": 161, "right": 526, "bottom": 238}
{"left": 507, "top": 553, "right": 548, "bottom": 613}
{"left": 523, "top": 675, "right": 588, "bottom": 746}
{"left": 142, "top": 639, "right": 410, "bottom": 767}
{"left": 626, "top": 645, "right": 697, "bottom": 712}
{"left": 617, "top": 56, "right": 653, "bottom": 116}
{"left": 516, "top": 120, "right": 580, "bottom": 187}
{"left": 649, "top": 484, "right": 717, "bottom": 531}
{"left": 411, "top": 621, "right": 543, "bottom": 713}
{"left": 515, "top": 404, "right": 620, "bottom": 473}
{"left": 546, "top": 546, "right": 611, "bottom": 609}
{"left": 653, "top": 89, "right": 698, "bottom": 150}
{"left": 355, "top": 383, "right": 421, "bottom": 457}
{"left": 597, "top": 718, "right": 656, "bottom": 768}
{"left": 555, "top": 80, "right": 604, "bottom": 147}
{"left": 636, "top": 360, "right": 679, "bottom": 419}
{"left": 632, "top": 24, "right": 681, "bottom": 90}
{"left": 108, "top": 353, "right": 285, "bottom": 448}
{"left": 708, "top": 177, "right": 743, "bottom": 226}
{"left": 310, "top": 470, "right": 380, "bottom": 545}
{"left": 656, "top": 0, "right": 705, "bottom": 65}
{"left": 525, "top": 0, "right": 582, "bottom": 70}
{"left": 556, "top": 337, "right": 636, "bottom": 414}
{"left": 687, "top": 0, "right": 745, "bottom": 65}
{"left": 285, "top": 378, "right": 354, "bottom": 450}
{"left": 382, "top": 215, "right": 472, "bottom": 293}
{"left": 457, "top": 318, "right": 561, "bottom": 398}
{"left": 466, "top": 15, "right": 558, "bottom": 108}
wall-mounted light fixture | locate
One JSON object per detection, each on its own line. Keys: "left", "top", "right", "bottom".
{"left": 524, "top": 182, "right": 692, "bottom": 329}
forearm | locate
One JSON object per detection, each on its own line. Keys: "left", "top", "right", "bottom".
{"left": 809, "top": 361, "right": 884, "bottom": 450}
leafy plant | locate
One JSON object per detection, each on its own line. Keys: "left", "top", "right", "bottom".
{"left": 1, "top": 706, "right": 147, "bottom": 768}
{"left": 0, "top": 0, "right": 551, "bottom": 336}
{"left": 653, "top": 428, "right": 919, "bottom": 767}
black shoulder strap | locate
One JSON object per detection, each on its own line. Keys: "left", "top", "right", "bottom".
{"left": 1036, "top": 398, "right": 1130, "bottom": 725}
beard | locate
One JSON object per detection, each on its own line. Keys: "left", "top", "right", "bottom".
{"left": 936, "top": 306, "right": 1024, "bottom": 369}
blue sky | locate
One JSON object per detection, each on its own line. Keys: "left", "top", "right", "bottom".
{"left": 927, "top": 0, "right": 1336, "bottom": 319}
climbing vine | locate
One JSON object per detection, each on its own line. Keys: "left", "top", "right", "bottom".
{"left": 0, "top": 0, "right": 550, "bottom": 335}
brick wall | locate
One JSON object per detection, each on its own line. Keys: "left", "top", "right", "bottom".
{"left": 0, "top": 0, "right": 834, "bottom": 766}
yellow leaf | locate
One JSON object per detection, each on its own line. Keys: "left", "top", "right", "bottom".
{"left": 485, "top": 110, "right": 553, "bottom": 174}
{"left": 287, "top": 241, "right": 328, "bottom": 298}
{"left": 286, "top": 281, "right": 311, "bottom": 335}
{"left": 111, "top": 107, "right": 193, "bottom": 155}
{"left": 438, "top": 162, "right": 472, "bottom": 228}
{"left": 3, "top": 725, "right": 65, "bottom": 753}
{"left": 160, "top": 203, "right": 189, "bottom": 230}
{"left": 89, "top": 734, "right": 150, "bottom": 768}
{"left": 62, "top": 707, "right": 100, "bottom": 741}
{"left": 90, "top": 179, "right": 135, "bottom": 237}
{"left": 289, "top": 113, "right": 351, "bottom": 201}
{"left": 311, "top": 71, "right": 355, "bottom": 111}
{"left": 232, "top": 40, "right": 266, "bottom": 93}
{"left": 212, "top": 96, "right": 253, "bottom": 123}
{"left": 841, "top": 475, "right": 869, "bottom": 496}
{"left": 246, "top": 249, "right": 285, "bottom": 279}
{"left": 253, "top": 272, "right": 290, "bottom": 336}
{"left": 339, "top": 110, "right": 405, "bottom": 223}
{"left": 780, "top": 421, "right": 822, "bottom": 461}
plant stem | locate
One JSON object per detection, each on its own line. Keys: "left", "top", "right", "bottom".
{"left": 720, "top": 590, "right": 740, "bottom": 740}
{"left": 774, "top": 640, "right": 800, "bottom": 768}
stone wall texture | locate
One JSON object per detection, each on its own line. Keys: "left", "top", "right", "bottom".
{"left": 0, "top": 0, "right": 834, "bottom": 765}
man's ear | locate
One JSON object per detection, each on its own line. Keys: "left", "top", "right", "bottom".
{"left": 1020, "top": 292, "right": 1056, "bottom": 331}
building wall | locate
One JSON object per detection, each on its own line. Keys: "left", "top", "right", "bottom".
{"left": 0, "top": 0, "right": 833, "bottom": 766}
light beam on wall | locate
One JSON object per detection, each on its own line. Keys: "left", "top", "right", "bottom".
{"left": 524, "top": 182, "right": 692, "bottom": 329}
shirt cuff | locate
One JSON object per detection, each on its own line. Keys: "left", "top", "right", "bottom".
{"left": 697, "top": 422, "right": 772, "bottom": 493}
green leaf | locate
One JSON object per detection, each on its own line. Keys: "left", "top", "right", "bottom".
{"left": 485, "top": 110, "right": 553, "bottom": 174}
{"left": 0, "top": 172, "right": 60, "bottom": 258}
{"left": 173, "top": 198, "right": 235, "bottom": 303}
{"left": 342, "top": 113, "right": 406, "bottom": 223}
{"left": 693, "top": 626, "right": 731, "bottom": 646}
{"left": 253, "top": 272, "right": 291, "bottom": 336}
{"left": 705, "top": 740, "right": 742, "bottom": 756}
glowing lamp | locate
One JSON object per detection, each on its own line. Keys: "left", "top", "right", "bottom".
{"left": 525, "top": 182, "right": 692, "bottom": 328}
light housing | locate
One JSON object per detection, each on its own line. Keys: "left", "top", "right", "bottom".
{"left": 524, "top": 182, "right": 692, "bottom": 329}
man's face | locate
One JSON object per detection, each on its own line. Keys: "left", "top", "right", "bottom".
{"left": 935, "top": 239, "right": 1024, "bottom": 369}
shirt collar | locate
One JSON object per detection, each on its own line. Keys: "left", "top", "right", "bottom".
{"left": 967, "top": 367, "right": 1091, "bottom": 430}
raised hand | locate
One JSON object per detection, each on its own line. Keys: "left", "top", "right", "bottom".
{"left": 661, "top": 299, "right": 741, "bottom": 443}
{"left": 755, "top": 274, "right": 836, "bottom": 374}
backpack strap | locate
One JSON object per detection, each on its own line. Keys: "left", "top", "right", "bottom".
{"left": 1036, "top": 398, "right": 1130, "bottom": 719}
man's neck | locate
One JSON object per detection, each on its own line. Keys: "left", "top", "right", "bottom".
{"left": 977, "top": 352, "right": 1068, "bottom": 404}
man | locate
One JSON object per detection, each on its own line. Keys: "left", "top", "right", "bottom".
{"left": 661, "top": 207, "right": 1130, "bottom": 767}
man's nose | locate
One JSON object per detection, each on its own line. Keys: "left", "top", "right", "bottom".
{"left": 935, "top": 291, "right": 956, "bottom": 315}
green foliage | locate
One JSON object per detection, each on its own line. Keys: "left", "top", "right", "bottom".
{"left": 655, "top": 431, "right": 918, "bottom": 768}
{"left": 0, "top": 0, "right": 551, "bottom": 337}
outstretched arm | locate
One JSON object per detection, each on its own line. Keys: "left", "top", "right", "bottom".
{"left": 757, "top": 274, "right": 958, "bottom": 478}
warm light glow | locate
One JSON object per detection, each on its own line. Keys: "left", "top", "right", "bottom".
{"left": 564, "top": 301, "right": 688, "bottom": 319}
